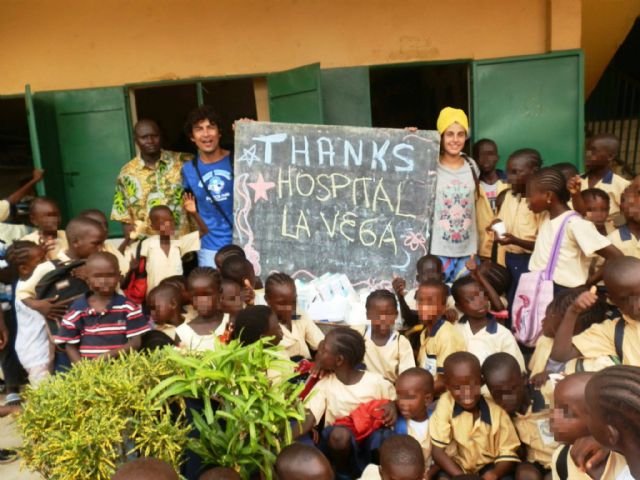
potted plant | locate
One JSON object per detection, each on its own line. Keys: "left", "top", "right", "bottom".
{"left": 150, "top": 338, "right": 306, "bottom": 479}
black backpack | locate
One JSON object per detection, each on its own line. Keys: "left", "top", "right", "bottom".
{"left": 35, "top": 259, "right": 89, "bottom": 301}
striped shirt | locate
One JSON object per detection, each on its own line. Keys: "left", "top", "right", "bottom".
{"left": 54, "top": 294, "right": 150, "bottom": 358}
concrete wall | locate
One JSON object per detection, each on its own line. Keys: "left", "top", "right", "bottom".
{"left": 0, "top": 0, "right": 582, "bottom": 95}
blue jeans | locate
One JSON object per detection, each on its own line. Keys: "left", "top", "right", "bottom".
{"left": 197, "top": 248, "right": 217, "bottom": 268}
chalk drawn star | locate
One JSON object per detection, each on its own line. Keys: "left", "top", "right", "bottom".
{"left": 248, "top": 173, "right": 275, "bottom": 202}
{"left": 238, "top": 144, "right": 260, "bottom": 166}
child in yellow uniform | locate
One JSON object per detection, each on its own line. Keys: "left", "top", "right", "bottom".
{"left": 585, "top": 366, "right": 640, "bottom": 479}
{"left": 176, "top": 268, "right": 229, "bottom": 351}
{"left": 361, "top": 290, "right": 414, "bottom": 383}
{"left": 474, "top": 139, "right": 509, "bottom": 260}
{"left": 580, "top": 133, "right": 630, "bottom": 229}
{"left": 21, "top": 197, "right": 68, "bottom": 261}
{"left": 529, "top": 287, "right": 608, "bottom": 384}
{"left": 296, "top": 327, "right": 396, "bottom": 479}
{"left": 394, "top": 368, "right": 436, "bottom": 477}
{"left": 550, "top": 373, "right": 626, "bottom": 480}
{"left": 140, "top": 202, "right": 206, "bottom": 292}
{"left": 430, "top": 352, "right": 521, "bottom": 477}
{"left": 415, "top": 280, "right": 465, "bottom": 396}
{"left": 527, "top": 167, "right": 621, "bottom": 291}
{"left": 484, "top": 353, "right": 557, "bottom": 478}
{"left": 393, "top": 255, "right": 458, "bottom": 327}
{"left": 608, "top": 177, "right": 640, "bottom": 258}
{"left": 359, "top": 435, "right": 425, "bottom": 480}
{"left": 264, "top": 272, "right": 324, "bottom": 361}
{"left": 551, "top": 257, "right": 640, "bottom": 367}
{"left": 492, "top": 149, "right": 541, "bottom": 319}
{"left": 452, "top": 275, "right": 525, "bottom": 372}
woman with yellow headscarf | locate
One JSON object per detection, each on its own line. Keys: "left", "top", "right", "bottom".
{"left": 430, "top": 107, "right": 479, "bottom": 282}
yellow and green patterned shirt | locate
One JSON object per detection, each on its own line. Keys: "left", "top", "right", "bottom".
{"left": 111, "top": 150, "right": 194, "bottom": 235}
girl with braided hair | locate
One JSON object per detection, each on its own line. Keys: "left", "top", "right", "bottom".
{"left": 526, "top": 167, "right": 622, "bottom": 294}
{"left": 586, "top": 365, "right": 640, "bottom": 479}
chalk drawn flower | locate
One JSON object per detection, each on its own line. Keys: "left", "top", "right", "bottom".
{"left": 403, "top": 231, "right": 427, "bottom": 252}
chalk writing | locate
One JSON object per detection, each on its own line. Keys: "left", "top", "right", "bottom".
{"left": 233, "top": 122, "right": 439, "bottom": 285}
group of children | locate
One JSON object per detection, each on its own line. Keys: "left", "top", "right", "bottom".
{"left": 1, "top": 128, "right": 640, "bottom": 480}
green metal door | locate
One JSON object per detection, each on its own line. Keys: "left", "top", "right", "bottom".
{"left": 54, "top": 87, "right": 132, "bottom": 235}
{"left": 268, "top": 63, "right": 324, "bottom": 123}
{"left": 321, "top": 67, "right": 372, "bottom": 127}
{"left": 471, "top": 50, "right": 584, "bottom": 169}
{"left": 24, "top": 86, "right": 68, "bottom": 215}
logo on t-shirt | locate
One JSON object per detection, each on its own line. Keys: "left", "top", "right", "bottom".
{"left": 202, "top": 169, "right": 231, "bottom": 203}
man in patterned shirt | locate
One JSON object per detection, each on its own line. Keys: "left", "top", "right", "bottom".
{"left": 111, "top": 119, "right": 194, "bottom": 238}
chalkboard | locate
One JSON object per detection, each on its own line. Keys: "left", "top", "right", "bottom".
{"left": 233, "top": 121, "right": 439, "bottom": 289}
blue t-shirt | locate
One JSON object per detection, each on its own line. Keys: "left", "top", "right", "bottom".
{"left": 182, "top": 155, "right": 233, "bottom": 251}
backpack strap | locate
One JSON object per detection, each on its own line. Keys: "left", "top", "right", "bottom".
{"left": 614, "top": 318, "right": 625, "bottom": 362}
{"left": 544, "top": 212, "right": 578, "bottom": 281}
{"left": 191, "top": 157, "right": 233, "bottom": 229}
{"left": 555, "top": 445, "right": 570, "bottom": 480}
{"left": 462, "top": 153, "right": 480, "bottom": 200}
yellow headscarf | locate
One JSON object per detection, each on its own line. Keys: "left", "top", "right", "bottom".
{"left": 436, "top": 107, "right": 469, "bottom": 135}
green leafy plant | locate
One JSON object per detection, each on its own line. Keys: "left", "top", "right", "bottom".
{"left": 18, "top": 349, "right": 189, "bottom": 480}
{"left": 150, "top": 338, "right": 306, "bottom": 479}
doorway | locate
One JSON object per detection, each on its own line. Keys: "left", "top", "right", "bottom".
{"left": 131, "top": 77, "right": 260, "bottom": 154}
{"left": 369, "top": 63, "right": 470, "bottom": 131}
{"left": 0, "top": 97, "right": 33, "bottom": 199}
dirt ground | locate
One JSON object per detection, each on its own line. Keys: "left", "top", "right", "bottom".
{"left": 0, "top": 394, "right": 43, "bottom": 480}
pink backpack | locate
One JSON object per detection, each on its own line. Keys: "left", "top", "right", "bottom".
{"left": 512, "top": 212, "right": 577, "bottom": 347}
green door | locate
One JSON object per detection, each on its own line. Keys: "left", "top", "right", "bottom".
{"left": 321, "top": 67, "right": 372, "bottom": 127}
{"left": 24, "top": 86, "right": 68, "bottom": 214}
{"left": 53, "top": 88, "right": 132, "bottom": 235}
{"left": 268, "top": 63, "right": 324, "bottom": 124}
{"left": 471, "top": 50, "right": 584, "bottom": 169}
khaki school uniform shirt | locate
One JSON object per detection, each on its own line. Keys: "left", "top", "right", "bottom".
{"left": 528, "top": 335, "right": 554, "bottom": 376}
{"left": 529, "top": 211, "right": 611, "bottom": 288}
{"left": 581, "top": 171, "right": 630, "bottom": 229}
{"left": 498, "top": 190, "right": 542, "bottom": 254}
{"left": 417, "top": 318, "right": 466, "bottom": 377}
{"left": 16, "top": 250, "right": 72, "bottom": 300}
{"left": 21, "top": 230, "right": 68, "bottom": 261}
{"left": 608, "top": 225, "right": 640, "bottom": 258}
{"left": 477, "top": 180, "right": 509, "bottom": 258}
{"left": 362, "top": 327, "right": 415, "bottom": 383}
{"left": 456, "top": 317, "right": 526, "bottom": 372}
{"left": 572, "top": 315, "right": 640, "bottom": 366}
{"left": 430, "top": 392, "right": 521, "bottom": 474}
{"left": 140, "top": 231, "right": 200, "bottom": 292}
{"left": 563, "top": 355, "right": 619, "bottom": 375}
{"left": 280, "top": 312, "right": 324, "bottom": 360}
{"left": 513, "top": 392, "right": 558, "bottom": 468}
{"left": 305, "top": 371, "right": 396, "bottom": 426}
{"left": 551, "top": 445, "right": 627, "bottom": 480}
